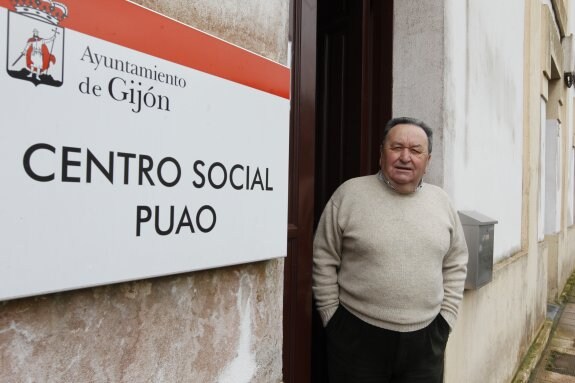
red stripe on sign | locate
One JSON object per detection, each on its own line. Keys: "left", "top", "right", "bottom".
{"left": 0, "top": 0, "right": 290, "bottom": 99}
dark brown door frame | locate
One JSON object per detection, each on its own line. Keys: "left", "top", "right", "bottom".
{"left": 282, "top": 0, "right": 317, "bottom": 382}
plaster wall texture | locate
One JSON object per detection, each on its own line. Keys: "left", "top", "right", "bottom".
{"left": 395, "top": 0, "right": 523, "bottom": 262}
{"left": 0, "top": 0, "right": 290, "bottom": 382}
{"left": 539, "top": 98, "right": 548, "bottom": 241}
{"left": 560, "top": 1, "right": 575, "bottom": 287}
{"left": 544, "top": 120, "right": 561, "bottom": 234}
{"left": 547, "top": 233, "right": 560, "bottom": 300}
{"left": 446, "top": 0, "right": 525, "bottom": 262}
{"left": 560, "top": 226, "right": 575, "bottom": 288}
{"left": 565, "top": 13, "right": 575, "bottom": 227}
{"left": 544, "top": 0, "right": 575, "bottom": 301}
{"left": 444, "top": 245, "right": 548, "bottom": 383}
{"left": 446, "top": 1, "right": 575, "bottom": 381}
{"left": 395, "top": 1, "right": 551, "bottom": 382}
{"left": 393, "top": 0, "right": 445, "bottom": 188}
{"left": 567, "top": 97, "right": 574, "bottom": 226}
{"left": 1, "top": 261, "right": 285, "bottom": 383}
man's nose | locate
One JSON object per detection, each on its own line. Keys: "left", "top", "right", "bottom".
{"left": 399, "top": 148, "right": 412, "bottom": 161}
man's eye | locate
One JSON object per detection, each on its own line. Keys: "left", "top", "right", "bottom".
{"left": 410, "top": 149, "right": 422, "bottom": 155}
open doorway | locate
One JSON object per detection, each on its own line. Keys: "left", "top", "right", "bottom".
{"left": 315, "top": 0, "right": 393, "bottom": 211}
{"left": 311, "top": 0, "right": 393, "bottom": 381}
{"left": 283, "top": 0, "right": 392, "bottom": 382}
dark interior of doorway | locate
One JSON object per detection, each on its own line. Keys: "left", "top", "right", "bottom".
{"left": 312, "top": 0, "right": 393, "bottom": 381}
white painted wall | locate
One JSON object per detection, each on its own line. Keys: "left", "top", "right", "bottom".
{"left": 393, "top": 1, "right": 446, "bottom": 187}
{"left": 569, "top": 146, "right": 574, "bottom": 225}
{"left": 540, "top": 99, "right": 547, "bottom": 240}
{"left": 564, "top": 6, "right": 575, "bottom": 226}
{"left": 394, "top": 1, "right": 567, "bottom": 382}
{"left": 445, "top": 0, "right": 524, "bottom": 262}
{"left": 544, "top": 120, "right": 562, "bottom": 234}
{"left": 395, "top": 0, "right": 523, "bottom": 262}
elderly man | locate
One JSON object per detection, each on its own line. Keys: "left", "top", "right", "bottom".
{"left": 313, "top": 117, "right": 468, "bottom": 382}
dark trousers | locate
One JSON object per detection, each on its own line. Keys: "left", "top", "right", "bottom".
{"left": 325, "top": 306, "right": 450, "bottom": 383}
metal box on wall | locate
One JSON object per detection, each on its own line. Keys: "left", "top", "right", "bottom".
{"left": 458, "top": 211, "right": 498, "bottom": 290}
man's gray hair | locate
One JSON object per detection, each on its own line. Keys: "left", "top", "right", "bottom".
{"left": 382, "top": 117, "right": 433, "bottom": 154}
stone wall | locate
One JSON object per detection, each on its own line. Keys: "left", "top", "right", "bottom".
{"left": 1, "top": 261, "right": 284, "bottom": 382}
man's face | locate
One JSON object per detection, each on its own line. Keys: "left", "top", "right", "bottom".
{"left": 379, "top": 123, "right": 431, "bottom": 194}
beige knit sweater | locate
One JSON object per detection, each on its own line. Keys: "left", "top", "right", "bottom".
{"left": 313, "top": 174, "right": 468, "bottom": 332}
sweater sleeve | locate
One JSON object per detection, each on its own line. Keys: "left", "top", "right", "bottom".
{"left": 312, "top": 198, "right": 342, "bottom": 327}
{"left": 440, "top": 208, "right": 469, "bottom": 330}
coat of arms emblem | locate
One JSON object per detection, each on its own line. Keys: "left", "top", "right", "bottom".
{"left": 6, "top": 0, "right": 67, "bottom": 87}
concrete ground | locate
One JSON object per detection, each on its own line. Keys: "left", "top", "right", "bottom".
{"left": 529, "top": 275, "right": 575, "bottom": 383}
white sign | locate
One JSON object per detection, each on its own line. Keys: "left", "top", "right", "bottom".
{"left": 0, "top": 1, "right": 290, "bottom": 300}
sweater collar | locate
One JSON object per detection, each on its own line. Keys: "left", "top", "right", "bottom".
{"left": 377, "top": 171, "right": 423, "bottom": 194}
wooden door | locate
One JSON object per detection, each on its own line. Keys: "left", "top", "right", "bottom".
{"left": 283, "top": 1, "right": 392, "bottom": 382}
